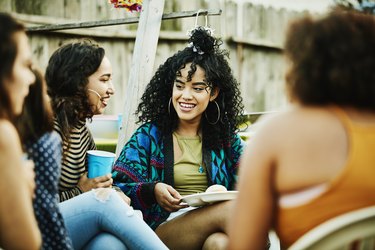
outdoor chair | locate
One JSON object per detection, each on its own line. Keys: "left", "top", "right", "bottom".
{"left": 288, "top": 205, "right": 375, "bottom": 250}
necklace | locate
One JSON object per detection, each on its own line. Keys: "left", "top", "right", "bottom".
{"left": 174, "top": 133, "right": 205, "bottom": 173}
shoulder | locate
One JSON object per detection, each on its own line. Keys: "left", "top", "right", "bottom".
{"left": 244, "top": 106, "right": 341, "bottom": 159}
{"left": 0, "top": 120, "right": 23, "bottom": 172}
{"left": 135, "top": 123, "right": 162, "bottom": 138}
{"left": 136, "top": 122, "right": 159, "bottom": 132}
{"left": 123, "top": 123, "right": 164, "bottom": 150}
{"left": 33, "top": 131, "right": 62, "bottom": 148}
{"left": 0, "top": 120, "right": 20, "bottom": 148}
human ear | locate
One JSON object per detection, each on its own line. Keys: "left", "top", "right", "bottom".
{"left": 210, "top": 87, "right": 220, "bottom": 101}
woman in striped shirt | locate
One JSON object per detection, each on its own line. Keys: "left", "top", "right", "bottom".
{"left": 45, "top": 40, "right": 125, "bottom": 202}
{"left": 18, "top": 67, "right": 167, "bottom": 250}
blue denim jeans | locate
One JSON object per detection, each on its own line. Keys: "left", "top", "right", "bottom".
{"left": 59, "top": 188, "right": 167, "bottom": 250}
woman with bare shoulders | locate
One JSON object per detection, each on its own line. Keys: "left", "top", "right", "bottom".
{"left": 228, "top": 3, "right": 375, "bottom": 249}
{"left": 0, "top": 12, "right": 41, "bottom": 249}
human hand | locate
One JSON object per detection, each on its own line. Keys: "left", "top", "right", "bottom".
{"left": 23, "top": 159, "right": 36, "bottom": 199}
{"left": 154, "top": 182, "right": 188, "bottom": 212}
{"left": 77, "top": 172, "right": 113, "bottom": 192}
{"left": 116, "top": 190, "right": 131, "bottom": 205}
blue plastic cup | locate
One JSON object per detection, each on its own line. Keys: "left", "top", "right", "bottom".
{"left": 87, "top": 150, "right": 116, "bottom": 178}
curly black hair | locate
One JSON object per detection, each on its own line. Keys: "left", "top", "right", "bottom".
{"left": 136, "top": 27, "right": 244, "bottom": 149}
{"left": 45, "top": 39, "right": 105, "bottom": 141}
{"left": 285, "top": 6, "right": 375, "bottom": 111}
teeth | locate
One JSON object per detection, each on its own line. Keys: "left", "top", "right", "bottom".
{"left": 180, "top": 103, "right": 195, "bottom": 108}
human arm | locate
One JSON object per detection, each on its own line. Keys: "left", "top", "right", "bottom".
{"left": 112, "top": 124, "right": 161, "bottom": 210}
{"left": 59, "top": 173, "right": 113, "bottom": 201}
{"left": 154, "top": 182, "right": 188, "bottom": 212}
{"left": 58, "top": 125, "right": 112, "bottom": 201}
{"left": 227, "top": 119, "right": 277, "bottom": 250}
{"left": 0, "top": 121, "right": 41, "bottom": 249}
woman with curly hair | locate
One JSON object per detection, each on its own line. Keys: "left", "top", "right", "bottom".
{"left": 112, "top": 27, "right": 245, "bottom": 249}
{"left": 45, "top": 40, "right": 123, "bottom": 202}
{"left": 228, "top": 4, "right": 375, "bottom": 250}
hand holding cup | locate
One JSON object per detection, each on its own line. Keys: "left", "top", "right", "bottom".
{"left": 87, "top": 150, "right": 116, "bottom": 178}
{"left": 77, "top": 150, "right": 116, "bottom": 192}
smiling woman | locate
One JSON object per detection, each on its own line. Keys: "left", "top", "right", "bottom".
{"left": 112, "top": 26, "right": 246, "bottom": 250}
{"left": 45, "top": 40, "right": 116, "bottom": 202}
{"left": 0, "top": 12, "right": 41, "bottom": 250}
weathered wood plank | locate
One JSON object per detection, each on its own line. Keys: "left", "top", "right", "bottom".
{"left": 116, "top": 0, "right": 166, "bottom": 156}
{"left": 0, "top": 0, "right": 12, "bottom": 12}
{"left": 27, "top": 9, "right": 222, "bottom": 32}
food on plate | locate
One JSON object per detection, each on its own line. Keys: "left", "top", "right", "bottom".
{"left": 205, "top": 184, "right": 227, "bottom": 193}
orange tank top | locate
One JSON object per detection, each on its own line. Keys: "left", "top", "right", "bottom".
{"left": 275, "top": 107, "right": 375, "bottom": 248}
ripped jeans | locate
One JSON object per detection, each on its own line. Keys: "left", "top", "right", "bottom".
{"left": 59, "top": 188, "right": 168, "bottom": 250}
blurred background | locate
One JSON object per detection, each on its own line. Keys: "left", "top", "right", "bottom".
{"left": 0, "top": 0, "right": 334, "bottom": 116}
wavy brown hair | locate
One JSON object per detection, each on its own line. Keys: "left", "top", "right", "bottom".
{"left": 45, "top": 40, "right": 105, "bottom": 141}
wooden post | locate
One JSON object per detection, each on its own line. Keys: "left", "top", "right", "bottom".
{"left": 116, "top": 0, "right": 165, "bottom": 156}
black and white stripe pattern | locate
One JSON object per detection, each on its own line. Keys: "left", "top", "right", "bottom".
{"left": 54, "top": 120, "right": 96, "bottom": 201}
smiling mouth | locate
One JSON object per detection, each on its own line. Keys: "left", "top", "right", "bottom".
{"left": 179, "top": 102, "right": 196, "bottom": 111}
{"left": 100, "top": 97, "right": 110, "bottom": 107}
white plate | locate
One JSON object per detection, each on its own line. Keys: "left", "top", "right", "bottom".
{"left": 181, "top": 191, "right": 238, "bottom": 207}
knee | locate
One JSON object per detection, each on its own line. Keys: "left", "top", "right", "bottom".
{"left": 92, "top": 188, "right": 116, "bottom": 203}
{"left": 202, "top": 232, "right": 228, "bottom": 250}
{"left": 213, "top": 200, "right": 234, "bottom": 230}
{"left": 83, "top": 233, "right": 127, "bottom": 250}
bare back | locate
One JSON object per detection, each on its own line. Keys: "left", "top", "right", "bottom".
{"left": 273, "top": 107, "right": 349, "bottom": 198}
{"left": 229, "top": 105, "right": 375, "bottom": 249}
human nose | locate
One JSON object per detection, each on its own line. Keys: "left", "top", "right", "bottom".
{"left": 107, "top": 81, "right": 115, "bottom": 95}
{"left": 29, "top": 69, "right": 36, "bottom": 87}
{"left": 182, "top": 87, "right": 192, "bottom": 100}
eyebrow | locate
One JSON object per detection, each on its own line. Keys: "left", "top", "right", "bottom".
{"left": 100, "top": 73, "right": 111, "bottom": 78}
{"left": 175, "top": 78, "right": 208, "bottom": 86}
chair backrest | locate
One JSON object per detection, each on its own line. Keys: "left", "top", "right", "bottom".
{"left": 288, "top": 205, "right": 375, "bottom": 250}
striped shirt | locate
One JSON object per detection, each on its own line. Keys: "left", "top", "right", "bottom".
{"left": 54, "top": 120, "right": 96, "bottom": 201}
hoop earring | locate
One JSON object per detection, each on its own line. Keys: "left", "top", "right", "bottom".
{"left": 205, "top": 101, "right": 220, "bottom": 125}
{"left": 168, "top": 98, "right": 172, "bottom": 115}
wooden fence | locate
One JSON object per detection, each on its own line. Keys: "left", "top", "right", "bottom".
{"left": 0, "top": 0, "right": 321, "bottom": 114}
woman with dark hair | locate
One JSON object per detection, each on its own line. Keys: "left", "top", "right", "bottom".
{"left": 17, "top": 68, "right": 74, "bottom": 249}
{"left": 45, "top": 40, "right": 121, "bottom": 202}
{"left": 228, "top": 4, "right": 375, "bottom": 250}
{"left": 0, "top": 12, "right": 41, "bottom": 249}
{"left": 18, "top": 68, "right": 168, "bottom": 250}
{"left": 112, "top": 26, "right": 245, "bottom": 249}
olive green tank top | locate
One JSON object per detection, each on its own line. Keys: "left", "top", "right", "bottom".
{"left": 173, "top": 132, "right": 208, "bottom": 196}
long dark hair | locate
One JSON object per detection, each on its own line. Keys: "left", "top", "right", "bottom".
{"left": 136, "top": 27, "right": 244, "bottom": 148}
{"left": 45, "top": 40, "right": 105, "bottom": 141}
{"left": 0, "top": 13, "right": 25, "bottom": 121}
{"left": 17, "top": 68, "right": 54, "bottom": 144}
